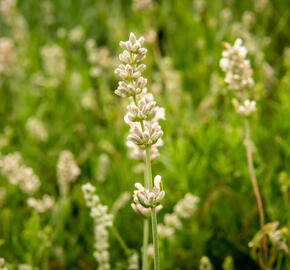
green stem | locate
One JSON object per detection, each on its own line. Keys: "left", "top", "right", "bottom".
{"left": 142, "top": 219, "right": 149, "bottom": 270}
{"left": 142, "top": 159, "right": 149, "bottom": 270}
{"left": 145, "top": 146, "right": 153, "bottom": 190}
{"left": 145, "top": 146, "right": 159, "bottom": 270}
{"left": 151, "top": 207, "right": 159, "bottom": 270}
{"left": 110, "top": 225, "right": 131, "bottom": 256}
{"left": 51, "top": 195, "right": 69, "bottom": 242}
{"left": 275, "top": 251, "right": 282, "bottom": 270}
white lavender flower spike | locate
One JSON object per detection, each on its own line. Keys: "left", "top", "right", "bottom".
{"left": 114, "top": 32, "right": 164, "bottom": 158}
{"left": 115, "top": 32, "right": 164, "bottom": 270}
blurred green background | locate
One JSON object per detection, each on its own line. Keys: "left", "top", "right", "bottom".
{"left": 0, "top": 0, "right": 289, "bottom": 269}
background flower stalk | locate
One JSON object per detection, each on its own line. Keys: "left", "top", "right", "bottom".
{"left": 220, "top": 38, "right": 288, "bottom": 268}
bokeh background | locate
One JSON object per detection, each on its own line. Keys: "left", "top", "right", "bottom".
{"left": 0, "top": 0, "right": 289, "bottom": 269}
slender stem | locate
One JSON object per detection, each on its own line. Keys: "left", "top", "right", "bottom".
{"left": 142, "top": 160, "right": 149, "bottom": 270}
{"left": 151, "top": 208, "right": 159, "bottom": 270}
{"left": 145, "top": 146, "right": 159, "bottom": 270}
{"left": 142, "top": 219, "right": 149, "bottom": 270}
{"left": 275, "top": 251, "right": 282, "bottom": 270}
{"left": 145, "top": 146, "right": 153, "bottom": 190}
{"left": 133, "top": 94, "right": 149, "bottom": 270}
{"left": 244, "top": 119, "right": 268, "bottom": 260}
{"left": 110, "top": 225, "right": 131, "bottom": 256}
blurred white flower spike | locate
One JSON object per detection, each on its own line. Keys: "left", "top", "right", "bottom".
{"left": 82, "top": 182, "right": 113, "bottom": 270}
{"left": 158, "top": 193, "right": 200, "bottom": 239}
{"left": 27, "top": 194, "right": 55, "bottom": 213}
{"left": 220, "top": 38, "right": 254, "bottom": 91}
{"left": 0, "top": 152, "right": 40, "bottom": 195}
{"left": 174, "top": 193, "right": 200, "bottom": 219}
{"left": 220, "top": 38, "right": 257, "bottom": 119}
{"left": 57, "top": 150, "right": 80, "bottom": 196}
{"left": 26, "top": 117, "right": 48, "bottom": 141}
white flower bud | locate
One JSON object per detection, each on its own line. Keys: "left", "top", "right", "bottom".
{"left": 126, "top": 97, "right": 157, "bottom": 122}
{"left": 133, "top": 175, "right": 165, "bottom": 209}
{"left": 131, "top": 202, "right": 163, "bottom": 218}
{"left": 127, "top": 122, "right": 163, "bottom": 146}
{"left": 199, "top": 256, "right": 214, "bottom": 270}
{"left": 232, "top": 98, "right": 256, "bottom": 117}
{"left": 119, "top": 50, "right": 132, "bottom": 64}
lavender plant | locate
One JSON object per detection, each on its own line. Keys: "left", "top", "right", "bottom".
{"left": 82, "top": 181, "right": 142, "bottom": 269}
{"left": 0, "top": 1, "right": 289, "bottom": 268}
{"left": 82, "top": 183, "right": 113, "bottom": 270}
{"left": 114, "top": 32, "right": 164, "bottom": 270}
{"left": 220, "top": 39, "right": 288, "bottom": 268}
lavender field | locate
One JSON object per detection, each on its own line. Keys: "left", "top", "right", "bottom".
{"left": 0, "top": 0, "right": 289, "bottom": 269}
